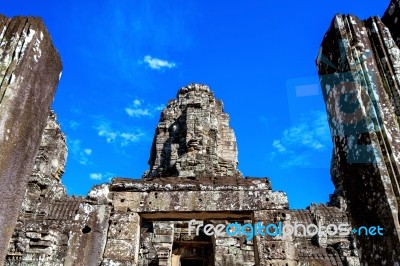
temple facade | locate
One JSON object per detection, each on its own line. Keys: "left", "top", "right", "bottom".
{"left": 1, "top": 1, "right": 400, "bottom": 265}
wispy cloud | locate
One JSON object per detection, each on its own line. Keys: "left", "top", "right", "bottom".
{"left": 84, "top": 148, "right": 92, "bottom": 155}
{"left": 125, "top": 98, "right": 165, "bottom": 118}
{"left": 95, "top": 121, "right": 145, "bottom": 146}
{"left": 69, "top": 120, "right": 81, "bottom": 130}
{"left": 142, "top": 55, "right": 176, "bottom": 70}
{"left": 72, "top": 1, "right": 195, "bottom": 80}
{"left": 270, "top": 111, "right": 331, "bottom": 168}
{"left": 90, "top": 173, "right": 103, "bottom": 180}
{"left": 89, "top": 172, "right": 115, "bottom": 181}
{"left": 68, "top": 139, "right": 93, "bottom": 165}
{"left": 272, "top": 140, "right": 286, "bottom": 153}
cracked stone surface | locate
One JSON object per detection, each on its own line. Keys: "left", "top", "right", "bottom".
{"left": 0, "top": 15, "right": 62, "bottom": 263}
{"left": 144, "top": 83, "right": 241, "bottom": 179}
{"left": 383, "top": 0, "right": 400, "bottom": 47}
{"left": 7, "top": 1, "right": 400, "bottom": 263}
{"left": 3, "top": 81, "right": 359, "bottom": 265}
{"left": 317, "top": 9, "right": 400, "bottom": 265}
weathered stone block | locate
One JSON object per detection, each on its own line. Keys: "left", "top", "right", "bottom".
{"left": 0, "top": 14, "right": 62, "bottom": 263}
{"left": 113, "top": 190, "right": 287, "bottom": 213}
{"left": 104, "top": 239, "right": 135, "bottom": 260}
{"left": 317, "top": 11, "right": 400, "bottom": 264}
{"left": 108, "top": 213, "right": 140, "bottom": 240}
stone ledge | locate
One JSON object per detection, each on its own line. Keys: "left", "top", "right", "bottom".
{"left": 110, "top": 176, "right": 272, "bottom": 192}
{"left": 113, "top": 189, "right": 288, "bottom": 213}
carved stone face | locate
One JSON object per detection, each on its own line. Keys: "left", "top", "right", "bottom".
{"left": 145, "top": 84, "right": 240, "bottom": 178}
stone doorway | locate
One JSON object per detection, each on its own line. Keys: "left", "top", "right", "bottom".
{"left": 171, "top": 239, "right": 214, "bottom": 266}
{"left": 180, "top": 258, "right": 204, "bottom": 266}
{"left": 171, "top": 220, "right": 214, "bottom": 266}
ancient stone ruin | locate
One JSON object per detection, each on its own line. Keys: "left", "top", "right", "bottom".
{"left": 1, "top": 1, "right": 400, "bottom": 265}
{"left": 0, "top": 15, "right": 62, "bottom": 264}
{"left": 145, "top": 84, "right": 240, "bottom": 179}
{"left": 317, "top": 4, "right": 400, "bottom": 263}
{"left": 2, "top": 83, "right": 360, "bottom": 266}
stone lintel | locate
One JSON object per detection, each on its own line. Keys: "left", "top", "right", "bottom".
{"left": 110, "top": 176, "right": 272, "bottom": 192}
{"left": 112, "top": 189, "right": 288, "bottom": 213}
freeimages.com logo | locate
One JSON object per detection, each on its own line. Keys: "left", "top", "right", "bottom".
{"left": 188, "top": 220, "right": 383, "bottom": 241}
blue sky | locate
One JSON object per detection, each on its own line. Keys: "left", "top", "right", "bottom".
{"left": 2, "top": 1, "right": 389, "bottom": 209}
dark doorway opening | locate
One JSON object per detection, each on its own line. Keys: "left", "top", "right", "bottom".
{"left": 181, "top": 259, "right": 204, "bottom": 266}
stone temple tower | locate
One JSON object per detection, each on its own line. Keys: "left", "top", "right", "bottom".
{"left": 145, "top": 83, "right": 240, "bottom": 179}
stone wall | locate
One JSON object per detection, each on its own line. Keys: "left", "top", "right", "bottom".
{"left": 7, "top": 2, "right": 400, "bottom": 263}
{"left": 5, "top": 113, "right": 112, "bottom": 266}
{"left": 98, "top": 177, "right": 356, "bottom": 266}
{"left": 383, "top": 0, "right": 400, "bottom": 47}
{"left": 317, "top": 10, "right": 400, "bottom": 265}
{"left": 0, "top": 15, "right": 62, "bottom": 264}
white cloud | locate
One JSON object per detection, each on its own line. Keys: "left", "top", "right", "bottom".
{"left": 125, "top": 107, "right": 151, "bottom": 117}
{"left": 270, "top": 111, "right": 331, "bottom": 168}
{"left": 120, "top": 133, "right": 142, "bottom": 146}
{"left": 125, "top": 98, "right": 165, "bottom": 118}
{"left": 133, "top": 99, "right": 141, "bottom": 106}
{"left": 84, "top": 149, "right": 92, "bottom": 155}
{"left": 95, "top": 122, "right": 145, "bottom": 146}
{"left": 68, "top": 139, "right": 92, "bottom": 165}
{"left": 272, "top": 140, "right": 286, "bottom": 153}
{"left": 89, "top": 172, "right": 115, "bottom": 181}
{"left": 98, "top": 126, "right": 118, "bottom": 143}
{"left": 90, "top": 173, "right": 103, "bottom": 180}
{"left": 142, "top": 55, "right": 176, "bottom": 70}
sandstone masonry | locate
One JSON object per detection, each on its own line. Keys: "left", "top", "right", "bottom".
{"left": 0, "top": 15, "right": 62, "bottom": 264}
{"left": 4, "top": 84, "right": 358, "bottom": 266}
{"left": 2, "top": 0, "right": 400, "bottom": 265}
{"left": 316, "top": 6, "right": 400, "bottom": 263}
{"left": 145, "top": 84, "right": 240, "bottom": 179}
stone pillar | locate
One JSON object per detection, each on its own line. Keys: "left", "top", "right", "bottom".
{"left": 317, "top": 14, "right": 400, "bottom": 263}
{"left": 253, "top": 211, "right": 296, "bottom": 266}
{"left": 65, "top": 203, "right": 111, "bottom": 266}
{"left": 0, "top": 15, "right": 62, "bottom": 264}
{"left": 102, "top": 212, "right": 141, "bottom": 265}
{"left": 382, "top": 0, "right": 400, "bottom": 47}
{"left": 152, "top": 222, "right": 174, "bottom": 266}
{"left": 214, "top": 220, "right": 256, "bottom": 266}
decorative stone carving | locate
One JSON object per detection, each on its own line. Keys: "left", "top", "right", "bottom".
{"left": 145, "top": 83, "right": 240, "bottom": 179}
